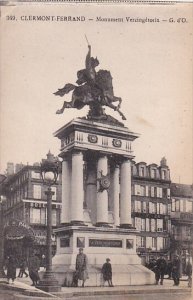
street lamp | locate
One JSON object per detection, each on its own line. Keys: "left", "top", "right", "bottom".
{"left": 37, "top": 151, "right": 61, "bottom": 292}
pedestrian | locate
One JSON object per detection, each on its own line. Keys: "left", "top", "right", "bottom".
{"left": 101, "top": 258, "right": 114, "bottom": 287}
{"left": 172, "top": 255, "right": 181, "bottom": 286}
{"left": 148, "top": 257, "right": 157, "bottom": 272}
{"left": 154, "top": 254, "right": 167, "bottom": 285}
{"left": 28, "top": 253, "right": 40, "bottom": 286}
{"left": 185, "top": 259, "right": 192, "bottom": 288}
{"left": 6, "top": 255, "right": 17, "bottom": 284}
{"left": 75, "top": 248, "right": 88, "bottom": 287}
{"left": 166, "top": 260, "right": 172, "bottom": 279}
{"left": 18, "top": 258, "right": 28, "bottom": 278}
{"left": 41, "top": 254, "right": 46, "bottom": 270}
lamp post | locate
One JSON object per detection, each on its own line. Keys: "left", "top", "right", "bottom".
{"left": 37, "top": 151, "right": 61, "bottom": 292}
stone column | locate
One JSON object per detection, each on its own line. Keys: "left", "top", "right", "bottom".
{"left": 96, "top": 155, "right": 109, "bottom": 226}
{"left": 70, "top": 151, "right": 84, "bottom": 224}
{"left": 61, "top": 157, "right": 71, "bottom": 224}
{"left": 85, "top": 158, "right": 97, "bottom": 224}
{"left": 120, "top": 159, "right": 132, "bottom": 227}
{"left": 112, "top": 165, "right": 120, "bottom": 226}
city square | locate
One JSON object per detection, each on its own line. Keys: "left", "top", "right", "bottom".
{"left": 0, "top": 1, "right": 192, "bottom": 299}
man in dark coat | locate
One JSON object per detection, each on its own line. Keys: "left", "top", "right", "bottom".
{"left": 28, "top": 253, "right": 40, "bottom": 286}
{"left": 155, "top": 254, "right": 167, "bottom": 285}
{"left": 6, "top": 255, "right": 17, "bottom": 284}
{"left": 75, "top": 248, "right": 88, "bottom": 287}
{"left": 101, "top": 258, "right": 113, "bottom": 287}
{"left": 18, "top": 258, "right": 28, "bottom": 278}
{"left": 172, "top": 255, "right": 181, "bottom": 286}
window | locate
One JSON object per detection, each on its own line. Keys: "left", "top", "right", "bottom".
{"left": 31, "top": 171, "right": 40, "bottom": 179}
{"left": 176, "top": 200, "right": 180, "bottom": 212}
{"left": 159, "top": 203, "right": 166, "bottom": 214}
{"left": 33, "top": 185, "right": 41, "bottom": 199}
{"left": 157, "top": 187, "right": 163, "bottom": 198}
{"left": 51, "top": 187, "right": 57, "bottom": 201}
{"left": 135, "top": 201, "right": 141, "bottom": 212}
{"left": 141, "top": 218, "right": 145, "bottom": 231}
{"left": 136, "top": 236, "right": 145, "bottom": 248}
{"left": 151, "top": 168, "right": 156, "bottom": 178}
{"left": 150, "top": 186, "right": 156, "bottom": 197}
{"left": 139, "top": 166, "right": 145, "bottom": 177}
{"left": 146, "top": 218, "right": 150, "bottom": 231}
{"left": 52, "top": 209, "right": 57, "bottom": 226}
{"left": 167, "top": 188, "right": 170, "bottom": 199}
{"left": 152, "top": 237, "right": 157, "bottom": 250}
{"left": 145, "top": 186, "right": 149, "bottom": 196}
{"left": 185, "top": 200, "right": 193, "bottom": 213}
{"left": 161, "top": 170, "right": 167, "bottom": 180}
{"left": 30, "top": 208, "right": 41, "bottom": 224}
{"left": 135, "top": 217, "right": 141, "bottom": 230}
{"left": 40, "top": 208, "right": 46, "bottom": 224}
{"left": 146, "top": 237, "right": 152, "bottom": 248}
{"left": 157, "top": 237, "right": 163, "bottom": 250}
{"left": 171, "top": 198, "right": 176, "bottom": 212}
{"left": 151, "top": 219, "right": 156, "bottom": 232}
{"left": 157, "top": 219, "right": 163, "bottom": 232}
{"left": 149, "top": 202, "right": 156, "bottom": 214}
{"left": 142, "top": 201, "right": 147, "bottom": 213}
{"left": 134, "top": 185, "right": 147, "bottom": 196}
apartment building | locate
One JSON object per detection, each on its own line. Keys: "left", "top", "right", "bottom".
{"left": 131, "top": 157, "right": 171, "bottom": 264}
{"left": 0, "top": 155, "right": 62, "bottom": 260}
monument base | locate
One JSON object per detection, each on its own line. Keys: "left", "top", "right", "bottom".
{"left": 52, "top": 226, "right": 155, "bottom": 287}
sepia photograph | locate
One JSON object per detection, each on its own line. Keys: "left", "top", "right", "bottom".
{"left": 0, "top": 1, "right": 192, "bottom": 299}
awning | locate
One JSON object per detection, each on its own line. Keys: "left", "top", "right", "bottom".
{"left": 4, "top": 219, "right": 35, "bottom": 241}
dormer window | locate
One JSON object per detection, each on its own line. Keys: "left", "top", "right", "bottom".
{"left": 151, "top": 168, "right": 156, "bottom": 178}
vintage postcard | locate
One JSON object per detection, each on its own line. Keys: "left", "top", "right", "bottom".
{"left": 0, "top": 0, "right": 192, "bottom": 298}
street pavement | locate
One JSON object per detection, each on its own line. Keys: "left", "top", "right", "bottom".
{"left": 0, "top": 268, "right": 192, "bottom": 300}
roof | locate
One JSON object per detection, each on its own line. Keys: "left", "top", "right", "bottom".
{"left": 171, "top": 183, "right": 193, "bottom": 198}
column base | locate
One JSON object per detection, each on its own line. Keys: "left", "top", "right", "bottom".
{"left": 119, "top": 224, "right": 133, "bottom": 229}
{"left": 37, "top": 270, "right": 61, "bottom": 292}
{"left": 70, "top": 220, "right": 87, "bottom": 226}
{"left": 95, "top": 222, "right": 112, "bottom": 227}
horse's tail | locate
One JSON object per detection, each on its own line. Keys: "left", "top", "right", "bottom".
{"left": 54, "top": 83, "right": 76, "bottom": 97}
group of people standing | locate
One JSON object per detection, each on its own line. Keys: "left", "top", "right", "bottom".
{"left": 148, "top": 254, "right": 192, "bottom": 287}
{"left": 5, "top": 253, "right": 41, "bottom": 286}
{"left": 73, "top": 248, "right": 113, "bottom": 287}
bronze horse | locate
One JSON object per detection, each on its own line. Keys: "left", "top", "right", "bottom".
{"left": 54, "top": 70, "right": 126, "bottom": 120}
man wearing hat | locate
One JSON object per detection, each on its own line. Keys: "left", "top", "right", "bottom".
{"left": 101, "top": 258, "right": 114, "bottom": 287}
{"left": 75, "top": 248, "right": 88, "bottom": 287}
{"left": 172, "top": 255, "right": 181, "bottom": 286}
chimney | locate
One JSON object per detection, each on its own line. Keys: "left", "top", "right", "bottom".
{"left": 6, "top": 162, "right": 14, "bottom": 175}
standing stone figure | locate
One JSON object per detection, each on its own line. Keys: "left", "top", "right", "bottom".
{"left": 75, "top": 248, "right": 88, "bottom": 287}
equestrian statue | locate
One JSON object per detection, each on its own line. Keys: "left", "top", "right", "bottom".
{"left": 54, "top": 44, "right": 126, "bottom": 121}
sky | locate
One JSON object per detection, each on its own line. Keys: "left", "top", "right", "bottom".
{"left": 0, "top": 3, "right": 192, "bottom": 184}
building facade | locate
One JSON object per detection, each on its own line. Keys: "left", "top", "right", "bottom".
{"left": 131, "top": 158, "right": 171, "bottom": 264}
{"left": 1, "top": 156, "right": 192, "bottom": 267}
{"left": 170, "top": 183, "right": 193, "bottom": 274}
{"left": 0, "top": 155, "right": 62, "bottom": 262}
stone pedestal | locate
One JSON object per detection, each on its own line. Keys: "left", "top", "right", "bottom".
{"left": 53, "top": 118, "right": 154, "bottom": 286}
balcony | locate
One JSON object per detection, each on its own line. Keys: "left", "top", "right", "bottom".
{"left": 170, "top": 212, "right": 193, "bottom": 223}
{"left": 172, "top": 234, "right": 192, "bottom": 242}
